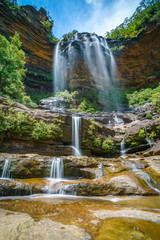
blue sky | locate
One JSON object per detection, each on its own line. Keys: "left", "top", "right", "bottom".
{"left": 17, "top": 0, "right": 141, "bottom": 38}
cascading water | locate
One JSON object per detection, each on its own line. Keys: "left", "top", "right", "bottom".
{"left": 53, "top": 33, "right": 119, "bottom": 108}
{"left": 50, "top": 157, "right": 63, "bottom": 179}
{"left": 72, "top": 116, "right": 82, "bottom": 156}
{"left": 1, "top": 159, "right": 10, "bottom": 179}
{"left": 53, "top": 42, "right": 67, "bottom": 93}
{"left": 144, "top": 126, "right": 152, "bottom": 148}
{"left": 120, "top": 139, "right": 126, "bottom": 156}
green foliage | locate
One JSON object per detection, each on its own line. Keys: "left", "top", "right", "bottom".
{"left": 78, "top": 99, "right": 100, "bottom": 114}
{"left": 125, "top": 138, "right": 140, "bottom": 148}
{"left": 93, "top": 137, "right": 101, "bottom": 147}
{"left": 146, "top": 112, "right": 152, "bottom": 119}
{"left": 152, "top": 92, "right": 160, "bottom": 113}
{"left": 47, "top": 34, "right": 59, "bottom": 44}
{"left": 127, "top": 84, "right": 160, "bottom": 111}
{"left": 0, "top": 32, "right": 34, "bottom": 108}
{"left": 5, "top": 0, "right": 20, "bottom": 12}
{"left": 139, "top": 128, "right": 146, "bottom": 138}
{"left": 0, "top": 108, "right": 63, "bottom": 140}
{"left": 40, "top": 20, "right": 52, "bottom": 32}
{"left": 87, "top": 119, "right": 96, "bottom": 137}
{"left": 106, "top": 0, "right": 160, "bottom": 39}
{"left": 62, "top": 30, "right": 78, "bottom": 41}
{"left": 56, "top": 89, "right": 78, "bottom": 104}
{"left": 28, "top": 92, "right": 53, "bottom": 105}
{"left": 102, "top": 138, "right": 114, "bottom": 152}
{"left": 149, "top": 130, "right": 157, "bottom": 139}
{"left": 130, "top": 141, "right": 140, "bottom": 147}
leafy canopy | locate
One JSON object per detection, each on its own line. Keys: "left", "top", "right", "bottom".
{"left": 106, "top": 0, "right": 160, "bottom": 39}
{"left": 0, "top": 32, "right": 33, "bottom": 107}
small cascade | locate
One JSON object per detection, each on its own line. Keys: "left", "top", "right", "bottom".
{"left": 72, "top": 116, "right": 82, "bottom": 156}
{"left": 95, "top": 162, "right": 103, "bottom": 178}
{"left": 50, "top": 157, "right": 63, "bottom": 179}
{"left": 1, "top": 160, "right": 10, "bottom": 179}
{"left": 123, "top": 160, "right": 160, "bottom": 194}
{"left": 120, "top": 139, "right": 126, "bottom": 156}
{"left": 144, "top": 127, "right": 152, "bottom": 148}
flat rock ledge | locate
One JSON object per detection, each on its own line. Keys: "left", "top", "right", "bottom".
{"left": 91, "top": 208, "right": 160, "bottom": 223}
{"left": 0, "top": 208, "right": 91, "bottom": 240}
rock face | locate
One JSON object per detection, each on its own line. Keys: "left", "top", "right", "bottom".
{"left": 0, "top": 153, "right": 160, "bottom": 196}
{"left": 112, "top": 21, "right": 160, "bottom": 89}
{"left": 0, "top": 209, "right": 91, "bottom": 240}
{"left": 0, "top": 0, "right": 54, "bottom": 93}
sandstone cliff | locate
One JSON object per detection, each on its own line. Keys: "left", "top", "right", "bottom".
{"left": 0, "top": 0, "right": 54, "bottom": 93}
{"left": 112, "top": 21, "right": 160, "bottom": 90}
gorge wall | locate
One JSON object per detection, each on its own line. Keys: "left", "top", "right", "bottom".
{"left": 0, "top": 0, "right": 159, "bottom": 93}
{"left": 112, "top": 20, "right": 160, "bottom": 90}
{"left": 0, "top": 0, "right": 54, "bottom": 93}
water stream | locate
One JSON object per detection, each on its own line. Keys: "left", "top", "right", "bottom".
{"left": 1, "top": 160, "right": 10, "bottom": 179}
{"left": 144, "top": 126, "right": 152, "bottom": 148}
{"left": 72, "top": 116, "right": 82, "bottom": 156}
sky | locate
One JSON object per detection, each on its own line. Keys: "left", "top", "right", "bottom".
{"left": 17, "top": 0, "right": 141, "bottom": 38}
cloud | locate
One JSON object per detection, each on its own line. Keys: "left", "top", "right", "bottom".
{"left": 82, "top": 0, "right": 141, "bottom": 36}
{"left": 85, "top": 0, "right": 103, "bottom": 9}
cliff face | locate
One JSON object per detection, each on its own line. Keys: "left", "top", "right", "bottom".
{"left": 113, "top": 22, "right": 160, "bottom": 90}
{"left": 0, "top": 0, "right": 159, "bottom": 95}
{"left": 0, "top": 0, "right": 54, "bottom": 93}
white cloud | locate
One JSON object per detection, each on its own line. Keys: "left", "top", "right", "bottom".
{"left": 82, "top": 0, "right": 141, "bottom": 36}
{"left": 85, "top": 0, "right": 103, "bottom": 9}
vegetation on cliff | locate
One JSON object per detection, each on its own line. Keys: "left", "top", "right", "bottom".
{"left": 0, "top": 32, "right": 34, "bottom": 107}
{"left": 106, "top": 0, "right": 160, "bottom": 39}
{"left": 0, "top": 106, "right": 63, "bottom": 141}
{"left": 127, "top": 84, "right": 160, "bottom": 113}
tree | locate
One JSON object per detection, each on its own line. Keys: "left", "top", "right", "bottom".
{"left": 0, "top": 32, "right": 33, "bottom": 106}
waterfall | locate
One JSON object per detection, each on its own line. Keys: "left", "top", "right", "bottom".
{"left": 50, "top": 157, "right": 63, "bottom": 179}
{"left": 1, "top": 159, "right": 10, "bottom": 179}
{"left": 53, "top": 42, "right": 67, "bottom": 93}
{"left": 120, "top": 139, "right": 126, "bottom": 156}
{"left": 144, "top": 127, "right": 152, "bottom": 148}
{"left": 53, "top": 33, "right": 119, "bottom": 108}
{"left": 72, "top": 116, "right": 82, "bottom": 156}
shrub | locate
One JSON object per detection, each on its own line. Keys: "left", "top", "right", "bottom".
{"left": 146, "top": 112, "right": 152, "bottom": 119}
{"left": 93, "top": 137, "right": 101, "bottom": 147}
{"left": 152, "top": 93, "right": 160, "bottom": 114}
{"left": 78, "top": 99, "right": 100, "bottom": 114}
{"left": 0, "top": 108, "right": 63, "bottom": 140}
{"left": 139, "top": 129, "right": 146, "bottom": 138}
{"left": 102, "top": 139, "right": 114, "bottom": 152}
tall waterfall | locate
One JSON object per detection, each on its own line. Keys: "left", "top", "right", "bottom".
{"left": 53, "top": 32, "right": 118, "bottom": 96}
{"left": 72, "top": 116, "right": 82, "bottom": 156}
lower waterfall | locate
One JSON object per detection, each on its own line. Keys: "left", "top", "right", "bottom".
{"left": 72, "top": 115, "right": 82, "bottom": 156}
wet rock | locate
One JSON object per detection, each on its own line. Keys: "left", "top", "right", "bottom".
{"left": 0, "top": 179, "right": 31, "bottom": 196}
{"left": 0, "top": 208, "right": 91, "bottom": 240}
{"left": 144, "top": 141, "right": 160, "bottom": 157}
{"left": 91, "top": 208, "right": 160, "bottom": 223}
